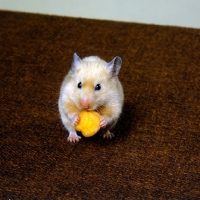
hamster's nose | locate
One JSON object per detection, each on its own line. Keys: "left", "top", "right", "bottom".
{"left": 80, "top": 99, "right": 92, "bottom": 109}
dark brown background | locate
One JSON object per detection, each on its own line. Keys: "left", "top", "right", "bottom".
{"left": 0, "top": 11, "right": 200, "bottom": 199}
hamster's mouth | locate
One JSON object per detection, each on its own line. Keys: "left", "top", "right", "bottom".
{"left": 79, "top": 106, "right": 93, "bottom": 111}
{"left": 80, "top": 104, "right": 104, "bottom": 113}
{"left": 84, "top": 107, "right": 96, "bottom": 112}
{"left": 82, "top": 107, "right": 98, "bottom": 112}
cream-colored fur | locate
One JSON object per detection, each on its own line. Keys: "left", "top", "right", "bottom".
{"left": 58, "top": 53, "right": 124, "bottom": 142}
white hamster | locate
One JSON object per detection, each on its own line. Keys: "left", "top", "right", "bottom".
{"left": 58, "top": 53, "right": 124, "bottom": 142}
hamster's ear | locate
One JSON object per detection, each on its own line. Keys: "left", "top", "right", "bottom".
{"left": 71, "top": 53, "right": 81, "bottom": 73}
{"left": 107, "top": 56, "right": 122, "bottom": 77}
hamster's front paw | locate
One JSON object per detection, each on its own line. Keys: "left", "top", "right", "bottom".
{"left": 100, "top": 116, "right": 107, "bottom": 128}
{"left": 71, "top": 114, "right": 80, "bottom": 126}
{"left": 67, "top": 131, "right": 81, "bottom": 143}
{"left": 102, "top": 131, "right": 114, "bottom": 139}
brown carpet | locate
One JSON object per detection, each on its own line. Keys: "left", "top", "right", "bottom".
{"left": 0, "top": 10, "right": 200, "bottom": 199}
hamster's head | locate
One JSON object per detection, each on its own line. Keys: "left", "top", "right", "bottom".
{"left": 69, "top": 53, "right": 122, "bottom": 111}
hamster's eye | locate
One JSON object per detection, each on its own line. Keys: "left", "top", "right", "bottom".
{"left": 95, "top": 84, "right": 101, "bottom": 91}
{"left": 77, "top": 82, "right": 82, "bottom": 89}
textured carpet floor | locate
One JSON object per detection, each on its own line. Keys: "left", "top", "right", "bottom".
{"left": 0, "top": 11, "right": 200, "bottom": 199}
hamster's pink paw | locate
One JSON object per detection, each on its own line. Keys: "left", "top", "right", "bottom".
{"left": 67, "top": 131, "right": 81, "bottom": 143}
{"left": 100, "top": 116, "right": 107, "bottom": 127}
{"left": 102, "top": 131, "right": 114, "bottom": 139}
{"left": 71, "top": 114, "right": 80, "bottom": 126}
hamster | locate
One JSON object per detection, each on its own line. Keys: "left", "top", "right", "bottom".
{"left": 58, "top": 53, "right": 124, "bottom": 142}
